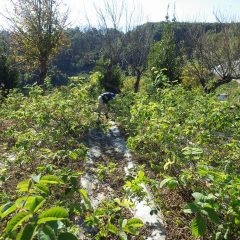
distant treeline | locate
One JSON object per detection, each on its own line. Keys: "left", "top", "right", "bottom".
{"left": 53, "top": 22, "right": 225, "bottom": 75}
{"left": 0, "top": 21, "right": 237, "bottom": 90}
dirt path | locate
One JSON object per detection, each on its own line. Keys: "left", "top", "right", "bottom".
{"left": 81, "top": 121, "right": 165, "bottom": 239}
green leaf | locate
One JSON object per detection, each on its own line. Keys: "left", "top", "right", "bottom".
{"left": 16, "top": 223, "right": 36, "bottom": 240}
{"left": 94, "top": 208, "right": 106, "bottom": 217}
{"left": 26, "top": 196, "right": 46, "bottom": 213}
{"left": 46, "top": 221, "right": 64, "bottom": 234}
{"left": 17, "top": 179, "right": 31, "bottom": 192}
{"left": 167, "top": 179, "right": 178, "bottom": 189}
{"left": 15, "top": 197, "right": 28, "bottom": 208}
{"left": 0, "top": 202, "right": 12, "bottom": 214}
{"left": 58, "top": 233, "right": 78, "bottom": 240}
{"left": 123, "top": 226, "right": 139, "bottom": 235}
{"left": 127, "top": 218, "right": 144, "bottom": 228}
{"left": 35, "top": 183, "right": 49, "bottom": 195}
{"left": 160, "top": 177, "right": 178, "bottom": 189}
{"left": 137, "top": 171, "right": 145, "bottom": 180}
{"left": 39, "top": 207, "right": 67, "bottom": 220}
{"left": 4, "top": 211, "right": 32, "bottom": 234}
{"left": 163, "top": 160, "right": 175, "bottom": 170}
{"left": 192, "top": 192, "right": 205, "bottom": 202}
{"left": 183, "top": 203, "right": 200, "bottom": 214}
{"left": 119, "top": 231, "right": 128, "bottom": 240}
{"left": 191, "top": 215, "right": 207, "bottom": 237}
{"left": 0, "top": 202, "right": 17, "bottom": 219}
{"left": 38, "top": 217, "right": 66, "bottom": 224}
{"left": 235, "top": 217, "right": 240, "bottom": 225}
{"left": 37, "top": 207, "right": 68, "bottom": 225}
{"left": 115, "top": 198, "right": 134, "bottom": 208}
{"left": 15, "top": 196, "right": 45, "bottom": 213}
{"left": 160, "top": 178, "right": 172, "bottom": 188}
{"left": 39, "top": 176, "right": 63, "bottom": 185}
{"left": 79, "top": 188, "right": 89, "bottom": 202}
{"left": 202, "top": 207, "right": 220, "bottom": 224}
{"left": 121, "top": 219, "right": 127, "bottom": 228}
{"left": 38, "top": 225, "right": 56, "bottom": 240}
{"left": 107, "top": 223, "right": 118, "bottom": 234}
{"left": 182, "top": 147, "right": 203, "bottom": 156}
{"left": 69, "top": 151, "right": 78, "bottom": 160}
{"left": 79, "top": 189, "right": 92, "bottom": 209}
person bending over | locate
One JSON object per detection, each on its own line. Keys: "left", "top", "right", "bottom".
{"left": 98, "top": 92, "right": 116, "bottom": 119}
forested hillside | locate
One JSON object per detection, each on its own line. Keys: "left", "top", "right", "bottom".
{"left": 0, "top": 21, "right": 234, "bottom": 86}
{"left": 54, "top": 21, "right": 228, "bottom": 75}
{"left": 0, "top": 0, "right": 240, "bottom": 239}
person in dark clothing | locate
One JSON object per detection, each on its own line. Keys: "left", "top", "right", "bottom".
{"left": 98, "top": 92, "right": 116, "bottom": 119}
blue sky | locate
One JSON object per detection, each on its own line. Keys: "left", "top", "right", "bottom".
{"left": 0, "top": 0, "right": 240, "bottom": 28}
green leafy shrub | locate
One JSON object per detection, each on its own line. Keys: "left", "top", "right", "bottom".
{"left": 114, "top": 85, "right": 240, "bottom": 239}
{"left": 95, "top": 58, "right": 123, "bottom": 93}
{"left": 79, "top": 189, "right": 144, "bottom": 239}
{"left": 0, "top": 55, "right": 18, "bottom": 92}
{"left": 150, "top": 67, "right": 170, "bottom": 89}
{"left": 0, "top": 76, "right": 145, "bottom": 239}
{"left": 148, "top": 22, "right": 181, "bottom": 83}
{"left": 0, "top": 80, "right": 97, "bottom": 170}
{"left": 0, "top": 175, "right": 77, "bottom": 239}
{"left": 180, "top": 63, "right": 202, "bottom": 89}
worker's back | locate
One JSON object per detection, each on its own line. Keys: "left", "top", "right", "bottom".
{"left": 100, "top": 92, "right": 116, "bottom": 104}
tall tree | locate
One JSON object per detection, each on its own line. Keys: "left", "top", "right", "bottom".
{"left": 0, "top": 31, "right": 18, "bottom": 92}
{"left": 8, "top": 0, "right": 68, "bottom": 85}
{"left": 94, "top": 0, "right": 150, "bottom": 92}
{"left": 148, "top": 21, "right": 181, "bottom": 83}
{"left": 124, "top": 24, "right": 153, "bottom": 92}
{"left": 0, "top": 55, "right": 18, "bottom": 91}
{"left": 90, "top": 0, "right": 127, "bottom": 92}
{"left": 95, "top": 0, "right": 128, "bottom": 66}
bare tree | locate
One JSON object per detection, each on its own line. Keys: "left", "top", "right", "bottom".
{"left": 188, "top": 22, "right": 240, "bottom": 93}
{"left": 94, "top": 0, "right": 131, "bottom": 66}
{"left": 93, "top": 0, "right": 152, "bottom": 92}
{"left": 6, "top": 0, "right": 68, "bottom": 85}
{"left": 124, "top": 24, "right": 153, "bottom": 92}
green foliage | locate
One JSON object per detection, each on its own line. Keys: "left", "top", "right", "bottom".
{"left": 94, "top": 162, "right": 117, "bottom": 181}
{"left": 0, "top": 76, "right": 104, "bottom": 238}
{"left": 215, "top": 80, "right": 240, "bottom": 103}
{"left": 124, "top": 170, "right": 148, "bottom": 201}
{"left": 0, "top": 55, "right": 18, "bottom": 91}
{"left": 1, "top": 169, "right": 144, "bottom": 239}
{"left": 109, "top": 91, "right": 135, "bottom": 131}
{"left": 150, "top": 67, "right": 170, "bottom": 89}
{"left": 0, "top": 71, "right": 145, "bottom": 239}
{"left": 184, "top": 192, "right": 220, "bottom": 237}
{"left": 180, "top": 62, "right": 202, "bottom": 89}
{"left": 0, "top": 79, "right": 96, "bottom": 169}
{"left": 148, "top": 22, "right": 181, "bottom": 83}
{"left": 54, "top": 27, "right": 104, "bottom": 75}
{"left": 0, "top": 175, "right": 75, "bottom": 239}
{"left": 114, "top": 85, "right": 240, "bottom": 239}
{"left": 79, "top": 189, "right": 144, "bottom": 239}
{"left": 95, "top": 58, "right": 123, "bottom": 93}
{"left": 160, "top": 177, "right": 178, "bottom": 190}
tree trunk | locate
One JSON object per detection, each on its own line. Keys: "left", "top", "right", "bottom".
{"left": 208, "top": 77, "right": 233, "bottom": 92}
{"left": 39, "top": 60, "right": 47, "bottom": 86}
{"left": 134, "top": 70, "right": 141, "bottom": 93}
{"left": 202, "top": 76, "right": 233, "bottom": 93}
